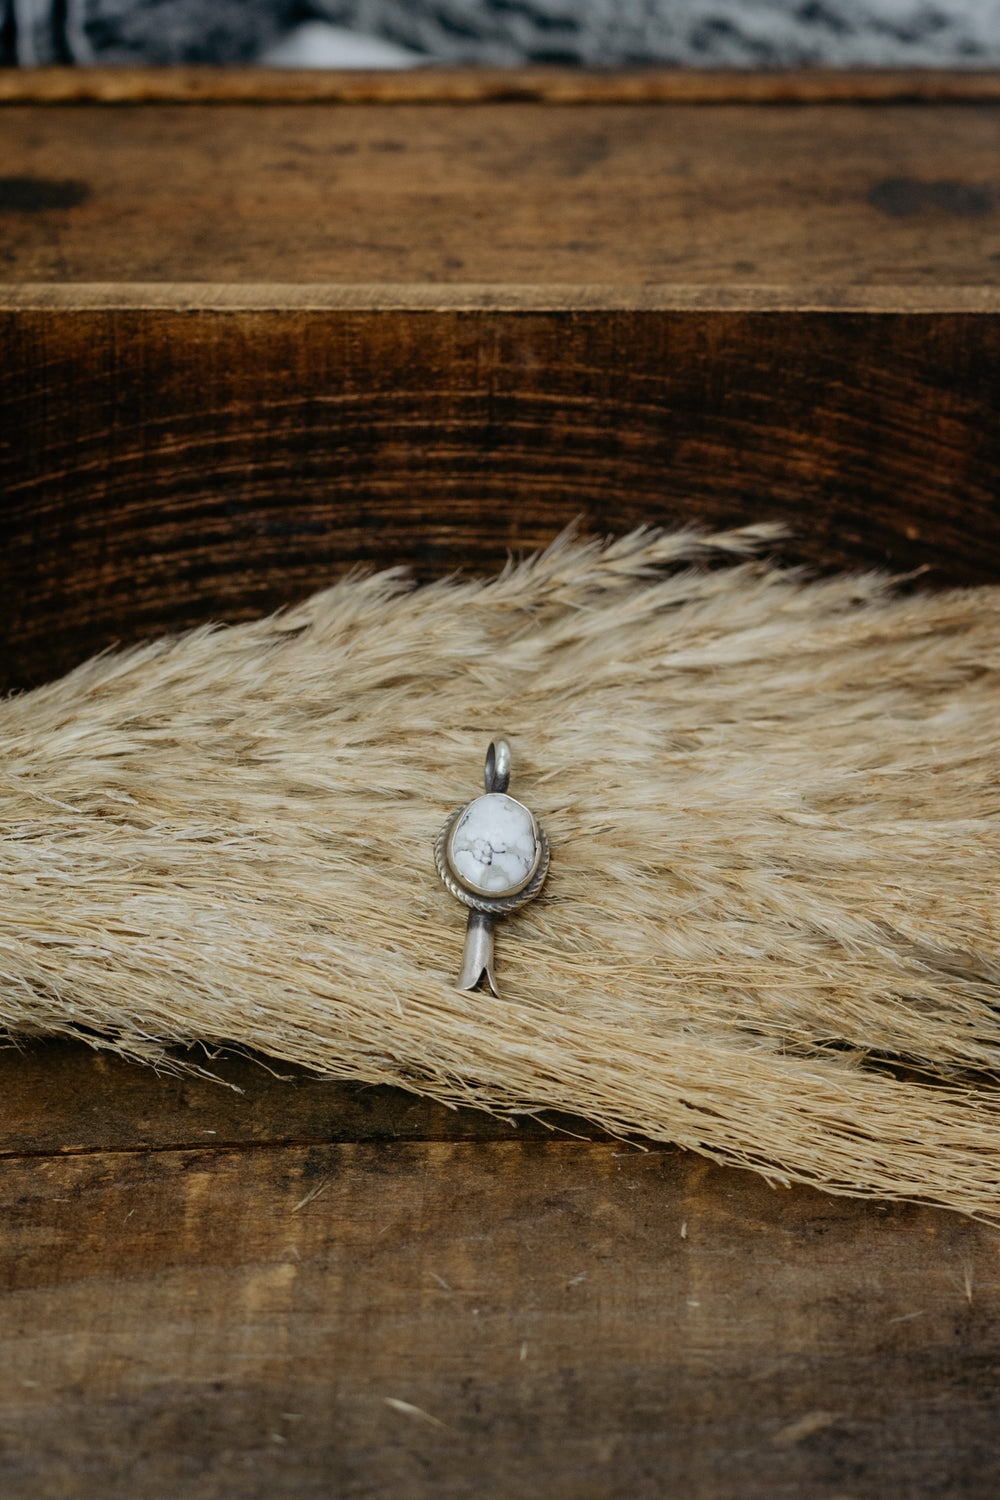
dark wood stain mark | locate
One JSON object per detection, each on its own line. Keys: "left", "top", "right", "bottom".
{"left": 0, "top": 175, "right": 91, "bottom": 212}
{"left": 868, "top": 177, "right": 993, "bottom": 219}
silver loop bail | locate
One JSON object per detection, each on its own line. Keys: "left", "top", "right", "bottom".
{"left": 484, "top": 738, "right": 511, "bottom": 795}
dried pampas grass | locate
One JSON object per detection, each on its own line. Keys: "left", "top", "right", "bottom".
{"left": 4, "top": 524, "right": 1000, "bottom": 1219}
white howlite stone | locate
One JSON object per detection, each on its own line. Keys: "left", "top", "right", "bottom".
{"left": 449, "top": 793, "right": 538, "bottom": 896}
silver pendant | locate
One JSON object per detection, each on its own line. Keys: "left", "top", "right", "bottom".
{"left": 435, "top": 739, "right": 550, "bottom": 995}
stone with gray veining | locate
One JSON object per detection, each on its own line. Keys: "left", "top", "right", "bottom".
{"left": 448, "top": 793, "right": 538, "bottom": 896}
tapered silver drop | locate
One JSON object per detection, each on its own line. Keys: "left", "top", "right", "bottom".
{"left": 456, "top": 909, "right": 498, "bottom": 995}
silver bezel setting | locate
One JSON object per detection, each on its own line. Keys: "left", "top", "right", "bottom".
{"left": 436, "top": 803, "right": 550, "bottom": 915}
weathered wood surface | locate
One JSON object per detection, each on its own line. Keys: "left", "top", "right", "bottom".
{"left": 7, "top": 65, "right": 1000, "bottom": 105}
{"left": 0, "top": 1041, "right": 603, "bottom": 1155}
{"left": 3, "top": 300, "right": 1000, "bottom": 690}
{"left": 0, "top": 1040, "right": 997, "bottom": 1499}
{"left": 5, "top": 84, "right": 1000, "bottom": 687}
{"left": 3, "top": 99, "right": 1000, "bottom": 283}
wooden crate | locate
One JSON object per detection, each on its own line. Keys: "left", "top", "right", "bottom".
{"left": 2, "top": 68, "right": 1000, "bottom": 1497}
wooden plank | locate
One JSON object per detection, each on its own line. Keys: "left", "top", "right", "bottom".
{"left": 6, "top": 82, "right": 1000, "bottom": 690}
{"left": 0, "top": 1040, "right": 600, "bottom": 1155}
{"left": 0, "top": 1137, "right": 997, "bottom": 1498}
{"left": 5, "top": 65, "right": 1000, "bottom": 106}
{"left": 3, "top": 99, "right": 1000, "bottom": 284}
{"left": 7, "top": 282, "right": 1000, "bottom": 310}
{"left": 3, "top": 301, "right": 999, "bottom": 690}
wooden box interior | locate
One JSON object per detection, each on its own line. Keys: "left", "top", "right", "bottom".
{"left": 2, "top": 68, "right": 999, "bottom": 1497}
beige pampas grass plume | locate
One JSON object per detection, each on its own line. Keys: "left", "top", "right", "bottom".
{"left": 3, "top": 522, "right": 1000, "bottom": 1219}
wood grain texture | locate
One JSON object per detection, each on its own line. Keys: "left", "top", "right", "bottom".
{"left": 6, "top": 282, "right": 1000, "bottom": 310}
{"left": 5, "top": 65, "right": 1000, "bottom": 105}
{"left": 1, "top": 1042, "right": 997, "bottom": 1497}
{"left": 1, "top": 1100, "right": 998, "bottom": 1497}
{"left": 6, "top": 83, "right": 1000, "bottom": 690}
{"left": 3, "top": 302, "right": 1000, "bottom": 689}
{"left": 3, "top": 100, "right": 1000, "bottom": 284}
{"left": 0, "top": 1041, "right": 603, "bottom": 1156}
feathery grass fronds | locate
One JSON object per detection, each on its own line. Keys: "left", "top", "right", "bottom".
{"left": 4, "top": 523, "right": 1000, "bottom": 1217}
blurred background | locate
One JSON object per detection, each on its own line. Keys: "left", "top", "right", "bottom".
{"left": 4, "top": 0, "right": 1000, "bottom": 70}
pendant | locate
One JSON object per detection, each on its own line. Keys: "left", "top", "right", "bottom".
{"left": 435, "top": 739, "right": 550, "bottom": 995}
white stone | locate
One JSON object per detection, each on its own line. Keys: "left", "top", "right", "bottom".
{"left": 448, "top": 793, "right": 539, "bottom": 896}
